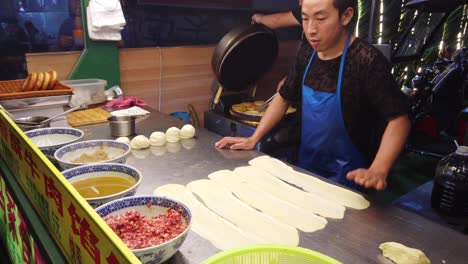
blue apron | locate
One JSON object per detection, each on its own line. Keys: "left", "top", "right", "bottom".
{"left": 297, "top": 34, "right": 368, "bottom": 190}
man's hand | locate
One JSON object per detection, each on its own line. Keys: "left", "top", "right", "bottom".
{"left": 346, "top": 168, "right": 388, "bottom": 191}
{"left": 215, "top": 136, "right": 257, "bottom": 150}
{"left": 252, "top": 14, "right": 265, "bottom": 24}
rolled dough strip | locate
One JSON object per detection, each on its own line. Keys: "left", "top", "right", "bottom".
{"left": 187, "top": 179, "right": 299, "bottom": 245}
{"left": 209, "top": 170, "right": 327, "bottom": 232}
{"left": 249, "top": 156, "right": 370, "bottom": 210}
{"left": 153, "top": 184, "right": 260, "bottom": 250}
{"left": 234, "top": 166, "right": 346, "bottom": 219}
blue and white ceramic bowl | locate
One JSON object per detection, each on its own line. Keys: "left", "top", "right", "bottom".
{"left": 54, "top": 140, "right": 131, "bottom": 170}
{"left": 61, "top": 163, "right": 142, "bottom": 208}
{"left": 25, "top": 127, "right": 84, "bottom": 160}
{"left": 95, "top": 196, "right": 192, "bottom": 264}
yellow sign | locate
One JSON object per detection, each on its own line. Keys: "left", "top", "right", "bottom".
{"left": 0, "top": 111, "right": 140, "bottom": 264}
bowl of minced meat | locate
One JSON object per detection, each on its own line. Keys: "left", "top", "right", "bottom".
{"left": 54, "top": 139, "right": 131, "bottom": 170}
{"left": 95, "top": 196, "right": 192, "bottom": 264}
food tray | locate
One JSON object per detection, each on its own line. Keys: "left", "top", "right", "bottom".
{"left": 0, "top": 79, "right": 74, "bottom": 101}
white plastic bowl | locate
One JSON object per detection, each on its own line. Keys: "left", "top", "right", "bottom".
{"left": 25, "top": 127, "right": 84, "bottom": 160}
{"left": 61, "top": 163, "right": 142, "bottom": 208}
{"left": 54, "top": 140, "right": 130, "bottom": 170}
{"left": 95, "top": 196, "right": 192, "bottom": 264}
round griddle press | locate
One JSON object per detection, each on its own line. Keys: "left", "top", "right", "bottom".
{"left": 211, "top": 23, "right": 279, "bottom": 107}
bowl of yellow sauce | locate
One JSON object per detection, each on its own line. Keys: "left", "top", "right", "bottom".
{"left": 61, "top": 163, "right": 142, "bottom": 208}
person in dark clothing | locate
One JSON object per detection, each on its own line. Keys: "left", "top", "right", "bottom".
{"left": 216, "top": 0, "right": 410, "bottom": 191}
{"left": 252, "top": 4, "right": 302, "bottom": 29}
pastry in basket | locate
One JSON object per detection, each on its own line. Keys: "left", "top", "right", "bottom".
{"left": 35, "top": 72, "right": 44, "bottom": 91}
{"left": 48, "top": 70, "right": 57, "bottom": 89}
{"left": 41, "top": 72, "right": 51, "bottom": 90}
{"left": 22, "top": 72, "right": 38, "bottom": 92}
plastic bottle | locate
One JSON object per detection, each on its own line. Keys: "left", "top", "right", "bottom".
{"left": 431, "top": 146, "right": 468, "bottom": 216}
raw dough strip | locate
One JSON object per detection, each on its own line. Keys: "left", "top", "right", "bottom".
{"left": 249, "top": 156, "right": 370, "bottom": 210}
{"left": 153, "top": 184, "right": 260, "bottom": 250}
{"left": 209, "top": 170, "right": 327, "bottom": 232}
{"left": 187, "top": 179, "right": 299, "bottom": 245}
{"left": 234, "top": 166, "right": 346, "bottom": 219}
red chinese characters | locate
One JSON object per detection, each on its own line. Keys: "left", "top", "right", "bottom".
{"left": 68, "top": 203, "right": 100, "bottom": 264}
{"left": 6, "top": 192, "right": 18, "bottom": 243}
{"left": 19, "top": 213, "right": 31, "bottom": 263}
{"left": 23, "top": 150, "right": 40, "bottom": 179}
{"left": 106, "top": 252, "right": 119, "bottom": 264}
{"left": 0, "top": 120, "right": 8, "bottom": 142}
{"left": 9, "top": 133, "right": 22, "bottom": 160}
{"left": 43, "top": 173, "right": 63, "bottom": 216}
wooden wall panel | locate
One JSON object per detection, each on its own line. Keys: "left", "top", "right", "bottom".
{"left": 25, "top": 41, "right": 299, "bottom": 127}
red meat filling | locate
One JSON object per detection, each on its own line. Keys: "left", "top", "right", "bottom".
{"left": 104, "top": 207, "right": 185, "bottom": 249}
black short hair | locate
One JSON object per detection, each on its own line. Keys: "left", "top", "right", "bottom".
{"left": 332, "top": 0, "right": 357, "bottom": 27}
{"left": 332, "top": 0, "right": 357, "bottom": 16}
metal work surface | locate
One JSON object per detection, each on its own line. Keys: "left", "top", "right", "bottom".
{"left": 11, "top": 105, "right": 468, "bottom": 263}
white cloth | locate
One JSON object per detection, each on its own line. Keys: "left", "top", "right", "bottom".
{"left": 87, "top": 0, "right": 126, "bottom": 41}
{"left": 110, "top": 106, "right": 150, "bottom": 117}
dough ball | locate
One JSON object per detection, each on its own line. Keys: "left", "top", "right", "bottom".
{"left": 181, "top": 138, "right": 196, "bottom": 150}
{"left": 379, "top": 242, "right": 430, "bottom": 264}
{"left": 151, "top": 146, "right": 167, "bottom": 156}
{"left": 180, "top": 124, "right": 196, "bottom": 139}
{"left": 150, "top": 131, "right": 166, "bottom": 146}
{"left": 166, "top": 142, "right": 182, "bottom": 153}
{"left": 130, "top": 135, "right": 150, "bottom": 149}
{"left": 132, "top": 149, "right": 151, "bottom": 159}
{"left": 165, "top": 127, "right": 180, "bottom": 143}
{"left": 115, "top": 137, "right": 130, "bottom": 144}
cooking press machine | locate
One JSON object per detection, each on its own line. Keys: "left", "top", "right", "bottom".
{"left": 204, "top": 23, "right": 300, "bottom": 161}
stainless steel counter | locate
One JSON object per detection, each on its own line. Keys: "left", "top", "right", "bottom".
{"left": 13, "top": 105, "right": 468, "bottom": 263}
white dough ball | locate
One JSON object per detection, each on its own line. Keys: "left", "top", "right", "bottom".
{"left": 132, "top": 149, "right": 151, "bottom": 159}
{"left": 115, "top": 137, "right": 131, "bottom": 144}
{"left": 166, "top": 142, "right": 182, "bottom": 153}
{"left": 181, "top": 138, "right": 196, "bottom": 150}
{"left": 180, "top": 124, "right": 196, "bottom": 139}
{"left": 150, "top": 131, "right": 166, "bottom": 146}
{"left": 130, "top": 135, "right": 150, "bottom": 149}
{"left": 165, "top": 127, "right": 180, "bottom": 143}
{"left": 151, "top": 146, "right": 167, "bottom": 156}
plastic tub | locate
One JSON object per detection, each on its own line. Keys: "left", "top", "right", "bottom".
{"left": 63, "top": 79, "right": 107, "bottom": 107}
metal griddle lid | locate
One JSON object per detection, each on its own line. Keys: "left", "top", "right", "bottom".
{"left": 216, "top": 25, "right": 278, "bottom": 91}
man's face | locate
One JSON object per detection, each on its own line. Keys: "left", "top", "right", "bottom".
{"left": 301, "top": 0, "right": 352, "bottom": 53}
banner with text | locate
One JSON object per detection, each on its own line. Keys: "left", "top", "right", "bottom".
{"left": 0, "top": 110, "right": 139, "bottom": 264}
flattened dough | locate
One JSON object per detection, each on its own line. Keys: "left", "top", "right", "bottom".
{"left": 379, "top": 242, "right": 431, "bottom": 264}
{"left": 153, "top": 184, "right": 259, "bottom": 250}
{"left": 187, "top": 179, "right": 299, "bottom": 245}
{"left": 233, "top": 166, "right": 345, "bottom": 219}
{"left": 249, "top": 156, "right": 370, "bottom": 210}
{"left": 208, "top": 170, "right": 327, "bottom": 232}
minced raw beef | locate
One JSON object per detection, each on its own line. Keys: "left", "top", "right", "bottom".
{"left": 104, "top": 207, "right": 185, "bottom": 249}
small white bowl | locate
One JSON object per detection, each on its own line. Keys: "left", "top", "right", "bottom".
{"left": 95, "top": 196, "right": 192, "bottom": 264}
{"left": 25, "top": 127, "right": 84, "bottom": 160}
{"left": 54, "top": 140, "right": 131, "bottom": 170}
{"left": 61, "top": 163, "right": 142, "bottom": 208}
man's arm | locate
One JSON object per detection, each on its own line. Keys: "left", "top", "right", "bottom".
{"left": 215, "top": 94, "right": 291, "bottom": 150}
{"left": 252, "top": 11, "right": 301, "bottom": 29}
{"left": 346, "top": 114, "right": 411, "bottom": 190}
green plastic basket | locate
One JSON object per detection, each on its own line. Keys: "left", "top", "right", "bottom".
{"left": 201, "top": 244, "right": 342, "bottom": 264}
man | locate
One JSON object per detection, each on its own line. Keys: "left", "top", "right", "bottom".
{"left": 215, "top": 0, "right": 410, "bottom": 191}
